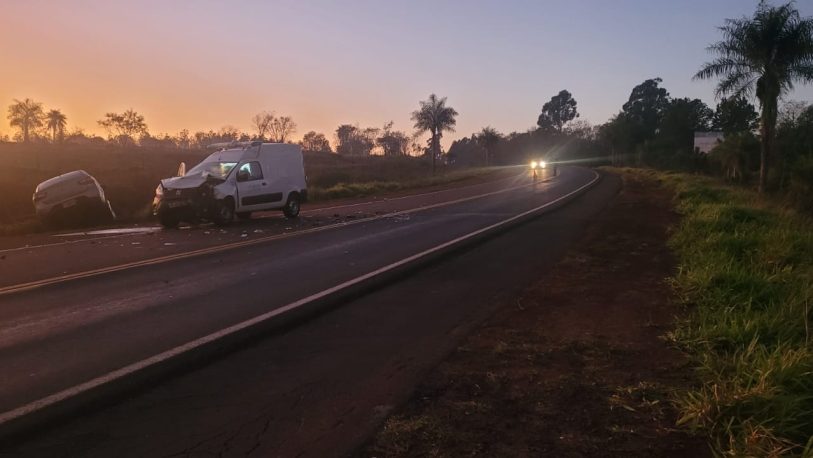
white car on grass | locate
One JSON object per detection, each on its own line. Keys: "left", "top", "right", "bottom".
{"left": 32, "top": 170, "right": 115, "bottom": 226}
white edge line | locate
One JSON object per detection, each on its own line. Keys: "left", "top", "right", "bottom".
{"left": 0, "top": 174, "right": 549, "bottom": 296}
{"left": 0, "top": 170, "right": 599, "bottom": 427}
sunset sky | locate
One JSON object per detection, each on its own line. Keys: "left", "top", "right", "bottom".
{"left": 3, "top": 0, "right": 813, "bottom": 146}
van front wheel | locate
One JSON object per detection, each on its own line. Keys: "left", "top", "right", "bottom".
{"left": 283, "top": 194, "right": 301, "bottom": 219}
{"left": 159, "top": 212, "right": 180, "bottom": 229}
{"left": 213, "top": 199, "right": 235, "bottom": 226}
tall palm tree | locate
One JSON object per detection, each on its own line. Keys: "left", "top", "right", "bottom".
{"left": 411, "top": 94, "right": 458, "bottom": 174}
{"left": 7, "top": 98, "right": 45, "bottom": 143}
{"left": 46, "top": 109, "right": 67, "bottom": 143}
{"left": 694, "top": 2, "right": 813, "bottom": 193}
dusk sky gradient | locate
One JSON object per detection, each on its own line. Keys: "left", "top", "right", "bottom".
{"left": 3, "top": 0, "right": 813, "bottom": 146}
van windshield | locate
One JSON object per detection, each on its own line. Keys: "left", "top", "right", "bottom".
{"left": 186, "top": 161, "right": 238, "bottom": 180}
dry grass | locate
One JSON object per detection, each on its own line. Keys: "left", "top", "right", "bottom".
{"left": 0, "top": 144, "right": 489, "bottom": 232}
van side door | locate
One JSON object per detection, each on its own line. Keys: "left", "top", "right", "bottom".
{"left": 235, "top": 161, "right": 278, "bottom": 211}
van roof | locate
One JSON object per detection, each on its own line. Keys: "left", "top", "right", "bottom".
{"left": 204, "top": 143, "right": 302, "bottom": 163}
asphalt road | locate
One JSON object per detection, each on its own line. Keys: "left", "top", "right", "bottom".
{"left": 0, "top": 166, "right": 617, "bottom": 457}
{"left": 0, "top": 168, "right": 532, "bottom": 289}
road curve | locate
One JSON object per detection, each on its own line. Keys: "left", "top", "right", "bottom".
{"left": 2, "top": 169, "right": 621, "bottom": 458}
{"left": 0, "top": 167, "right": 604, "bottom": 454}
{"left": 0, "top": 168, "right": 533, "bottom": 290}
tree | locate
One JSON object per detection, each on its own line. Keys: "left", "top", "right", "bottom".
{"left": 7, "top": 98, "right": 45, "bottom": 143}
{"left": 176, "top": 129, "right": 191, "bottom": 149}
{"left": 376, "top": 121, "right": 410, "bottom": 156}
{"left": 622, "top": 78, "right": 671, "bottom": 143}
{"left": 268, "top": 115, "right": 297, "bottom": 142}
{"left": 710, "top": 132, "right": 760, "bottom": 181}
{"left": 537, "top": 90, "right": 579, "bottom": 132}
{"left": 476, "top": 126, "right": 502, "bottom": 165}
{"left": 98, "top": 109, "right": 148, "bottom": 144}
{"left": 776, "top": 101, "right": 813, "bottom": 190}
{"left": 694, "top": 2, "right": 813, "bottom": 193}
{"left": 411, "top": 94, "right": 458, "bottom": 174}
{"left": 45, "top": 109, "right": 67, "bottom": 143}
{"left": 335, "top": 124, "right": 377, "bottom": 156}
{"left": 565, "top": 120, "right": 597, "bottom": 141}
{"left": 251, "top": 111, "right": 274, "bottom": 140}
{"left": 658, "top": 98, "right": 714, "bottom": 150}
{"left": 218, "top": 125, "right": 241, "bottom": 142}
{"left": 300, "top": 131, "right": 332, "bottom": 152}
{"left": 599, "top": 115, "right": 637, "bottom": 166}
{"left": 713, "top": 97, "right": 759, "bottom": 134}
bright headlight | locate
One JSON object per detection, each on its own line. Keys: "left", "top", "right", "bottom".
{"left": 540, "top": 161, "right": 547, "bottom": 169}
{"left": 530, "top": 161, "right": 538, "bottom": 169}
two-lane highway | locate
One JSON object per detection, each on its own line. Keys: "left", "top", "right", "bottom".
{"left": 0, "top": 168, "right": 532, "bottom": 289}
{"left": 0, "top": 166, "right": 614, "bottom": 457}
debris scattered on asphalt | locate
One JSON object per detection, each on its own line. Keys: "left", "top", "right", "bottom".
{"left": 163, "top": 242, "right": 177, "bottom": 246}
{"left": 54, "top": 227, "right": 159, "bottom": 237}
{"left": 241, "top": 234, "right": 248, "bottom": 238}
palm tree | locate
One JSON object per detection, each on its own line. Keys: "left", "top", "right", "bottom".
{"left": 7, "top": 98, "right": 45, "bottom": 143}
{"left": 476, "top": 126, "right": 502, "bottom": 166}
{"left": 694, "top": 2, "right": 813, "bottom": 193}
{"left": 411, "top": 94, "right": 458, "bottom": 174}
{"left": 46, "top": 109, "right": 67, "bottom": 143}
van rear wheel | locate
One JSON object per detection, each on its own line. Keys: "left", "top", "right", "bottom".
{"left": 283, "top": 194, "right": 301, "bottom": 219}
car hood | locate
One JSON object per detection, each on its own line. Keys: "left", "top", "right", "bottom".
{"left": 161, "top": 174, "right": 211, "bottom": 190}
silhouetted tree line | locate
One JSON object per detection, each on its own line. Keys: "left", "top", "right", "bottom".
{"left": 4, "top": 3, "right": 810, "bottom": 194}
{"left": 448, "top": 90, "right": 601, "bottom": 167}
{"left": 2, "top": 100, "right": 438, "bottom": 159}
{"left": 598, "top": 2, "right": 813, "bottom": 208}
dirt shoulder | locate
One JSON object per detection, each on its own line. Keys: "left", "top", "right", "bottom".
{"left": 358, "top": 171, "right": 709, "bottom": 457}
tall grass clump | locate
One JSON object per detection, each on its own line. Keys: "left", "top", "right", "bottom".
{"left": 659, "top": 172, "right": 813, "bottom": 456}
{"left": 308, "top": 166, "right": 504, "bottom": 201}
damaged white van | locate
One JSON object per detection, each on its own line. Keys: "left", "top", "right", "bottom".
{"left": 153, "top": 142, "right": 307, "bottom": 228}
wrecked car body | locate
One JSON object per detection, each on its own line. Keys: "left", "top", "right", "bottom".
{"left": 153, "top": 142, "right": 307, "bottom": 228}
{"left": 33, "top": 170, "right": 116, "bottom": 227}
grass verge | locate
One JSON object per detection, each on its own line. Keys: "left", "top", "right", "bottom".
{"left": 611, "top": 168, "right": 813, "bottom": 456}
{"left": 307, "top": 167, "right": 506, "bottom": 201}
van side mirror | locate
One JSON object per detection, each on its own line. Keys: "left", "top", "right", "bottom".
{"left": 177, "top": 162, "right": 186, "bottom": 177}
{"left": 236, "top": 170, "right": 250, "bottom": 182}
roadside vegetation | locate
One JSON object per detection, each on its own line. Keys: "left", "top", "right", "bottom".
{"left": 638, "top": 169, "right": 813, "bottom": 456}
{"left": 308, "top": 166, "right": 505, "bottom": 201}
